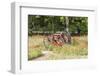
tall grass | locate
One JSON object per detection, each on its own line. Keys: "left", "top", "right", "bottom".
{"left": 28, "top": 35, "right": 88, "bottom": 60}
{"left": 28, "top": 35, "right": 45, "bottom": 60}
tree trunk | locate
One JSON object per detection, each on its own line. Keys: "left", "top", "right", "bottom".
{"left": 65, "top": 17, "right": 69, "bottom": 33}
{"left": 65, "top": 17, "right": 71, "bottom": 44}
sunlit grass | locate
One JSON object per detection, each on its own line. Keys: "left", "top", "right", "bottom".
{"left": 28, "top": 48, "right": 43, "bottom": 60}
{"left": 28, "top": 35, "right": 88, "bottom": 60}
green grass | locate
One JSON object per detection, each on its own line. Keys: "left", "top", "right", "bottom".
{"left": 47, "top": 44, "right": 87, "bottom": 60}
{"left": 47, "top": 36, "right": 88, "bottom": 59}
{"left": 28, "top": 35, "right": 88, "bottom": 60}
{"left": 28, "top": 48, "right": 43, "bottom": 60}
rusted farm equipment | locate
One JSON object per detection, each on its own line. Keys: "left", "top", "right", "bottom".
{"left": 43, "top": 32, "right": 71, "bottom": 49}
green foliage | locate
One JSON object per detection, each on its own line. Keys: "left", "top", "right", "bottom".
{"left": 28, "top": 15, "right": 88, "bottom": 36}
{"left": 68, "top": 17, "right": 88, "bottom": 35}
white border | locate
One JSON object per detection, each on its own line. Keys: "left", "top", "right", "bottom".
{"left": 11, "top": 2, "right": 97, "bottom": 74}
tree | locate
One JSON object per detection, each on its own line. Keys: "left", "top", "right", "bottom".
{"left": 28, "top": 15, "right": 88, "bottom": 36}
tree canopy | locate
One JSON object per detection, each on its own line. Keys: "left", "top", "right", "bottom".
{"left": 28, "top": 15, "right": 88, "bottom": 36}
